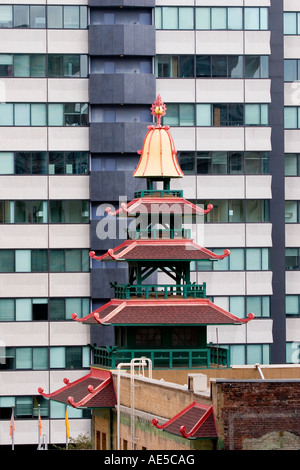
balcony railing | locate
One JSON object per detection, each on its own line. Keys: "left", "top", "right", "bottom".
{"left": 127, "top": 228, "right": 191, "bottom": 239}
{"left": 134, "top": 189, "right": 183, "bottom": 198}
{"left": 92, "top": 345, "right": 230, "bottom": 369}
{"left": 112, "top": 282, "right": 206, "bottom": 299}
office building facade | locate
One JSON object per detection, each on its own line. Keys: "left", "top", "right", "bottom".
{"left": 0, "top": 0, "right": 299, "bottom": 448}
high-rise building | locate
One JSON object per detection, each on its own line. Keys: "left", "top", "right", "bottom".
{"left": 0, "top": 0, "right": 299, "bottom": 449}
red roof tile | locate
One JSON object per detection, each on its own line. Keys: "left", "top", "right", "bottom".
{"left": 90, "top": 240, "right": 230, "bottom": 262}
{"left": 72, "top": 298, "right": 254, "bottom": 326}
{"left": 152, "top": 402, "right": 218, "bottom": 439}
{"left": 38, "top": 369, "right": 116, "bottom": 409}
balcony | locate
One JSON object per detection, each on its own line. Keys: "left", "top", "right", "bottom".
{"left": 127, "top": 228, "right": 192, "bottom": 240}
{"left": 92, "top": 345, "right": 230, "bottom": 369}
{"left": 112, "top": 282, "right": 206, "bottom": 299}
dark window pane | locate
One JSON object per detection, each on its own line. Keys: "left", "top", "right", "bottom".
{"left": 212, "top": 56, "right": 227, "bottom": 77}
{"left": 229, "top": 152, "right": 243, "bottom": 174}
{"left": 31, "top": 55, "right": 46, "bottom": 77}
{"left": 196, "top": 55, "right": 211, "bottom": 77}
{"left": 228, "top": 55, "right": 243, "bottom": 78}
{"left": 49, "top": 298, "right": 65, "bottom": 320}
{"left": 197, "top": 152, "right": 211, "bottom": 174}
{"left": 66, "top": 346, "right": 82, "bottom": 368}
{"left": 32, "top": 152, "right": 47, "bottom": 174}
{"left": 245, "top": 56, "right": 261, "bottom": 78}
{"left": 14, "top": 5, "right": 29, "bottom": 28}
{"left": 64, "top": 55, "right": 80, "bottom": 77}
{"left": 15, "top": 152, "right": 31, "bottom": 174}
{"left": 178, "top": 55, "right": 194, "bottom": 77}
{"left": 48, "top": 55, "right": 63, "bottom": 77}
{"left": 49, "top": 152, "right": 64, "bottom": 174}
{"left": 49, "top": 201, "right": 63, "bottom": 223}
{"left": 32, "top": 301, "right": 48, "bottom": 321}
{"left": 49, "top": 250, "right": 64, "bottom": 271}
{"left": 228, "top": 103, "right": 243, "bottom": 126}
{"left": 212, "top": 152, "right": 227, "bottom": 174}
{"left": 213, "top": 104, "right": 228, "bottom": 126}
{"left": 0, "top": 250, "right": 14, "bottom": 272}
{"left": 178, "top": 151, "right": 195, "bottom": 174}
{"left": 31, "top": 249, "right": 48, "bottom": 272}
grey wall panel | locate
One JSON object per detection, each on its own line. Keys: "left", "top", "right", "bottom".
{"left": 90, "top": 170, "right": 146, "bottom": 201}
{"left": 90, "top": 122, "right": 152, "bottom": 153}
{"left": 91, "top": 267, "right": 128, "bottom": 298}
{"left": 89, "top": 25, "right": 156, "bottom": 56}
{"left": 89, "top": 73, "right": 156, "bottom": 105}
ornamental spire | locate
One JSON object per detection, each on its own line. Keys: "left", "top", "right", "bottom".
{"left": 150, "top": 94, "right": 167, "bottom": 127}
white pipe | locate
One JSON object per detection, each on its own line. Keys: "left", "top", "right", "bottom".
{"left": 255, "top": 363, "right": 265, "bottom": 379}
{"left": 116, "top": 357, "right": 152, "bottom": 450}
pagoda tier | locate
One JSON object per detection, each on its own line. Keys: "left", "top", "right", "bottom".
{"left": 71, "top": 298, "right": 254, "bottom": 326}
{"left": 89, "top": 240, "right": 230, "bottom": 263}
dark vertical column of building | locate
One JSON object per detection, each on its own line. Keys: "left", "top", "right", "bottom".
{"left": 88, "top": 0, "right": 156, "bottom": 344}
{"left": 268, "top": 1, "right": 286, "bottom": 363}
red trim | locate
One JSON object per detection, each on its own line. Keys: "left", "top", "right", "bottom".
{"left": 67, "top": 374, "right": 114, "bottom": 408}
{"left": 180, "top": 404, "right": 215, "bottom": 439}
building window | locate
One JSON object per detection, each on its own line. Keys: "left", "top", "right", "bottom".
{"left": 286, "top": 295, "right": 300, "bottom": 316}
{"left": 172, "top": 327, "right": 198, "bottom": 347}
{"left": 156, "top": 7, "right": 268, "bottom": 31}
{"left": 135, "top": 327, "right": 161, "bottom": 347}
{"left": 49, "top": 346, "right": 89, "bottom": 369}
{"left": 196, "top": 200, "right": 270, "bottom": 223}
{"left": 0, "top": 249, "right": 89, "bottom": 273}
{"left": 49, "top": 200, "right": 89, "bottom": 223}
{"left": 285, "top": 248, "right": 300, "bottom": 270}
{"left": 191, "top": 248, "right": 269, "bottom": 271}
{"left": 227, "top": 344, "right": 270, "bottom": 365}
{"left": 0, "top": 297, "right": 89, "bottom": 321}
{"left": 0, "top": 103, "right": 88, "bottom": 126}
{"left": 0, "top": 396, "right": 48, "bottom": 420}
{"left": 162, "top": 103, "right": 268, "bottom": 127}
{"left": 284, "top": 12, "right": 300, "bottom": 35}
{"left": 285, "top": 201, "right": 299, "bottom": 223}
{"left": 0, "top": 5, "right": 88, "bottom": 29}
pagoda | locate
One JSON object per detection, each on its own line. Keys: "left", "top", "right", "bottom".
{"left": 72, "top": 95, "right": 254, "bottom": 370}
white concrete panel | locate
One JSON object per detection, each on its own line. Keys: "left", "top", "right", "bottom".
{"left": 246, "top": 271, "right": 273, "bottom": 295}
{"left": 0, "top": 175, "right": 48, "bottom": 199}
{"left": 246, "top": 319, "right": 273, "bottom": 343}
{"left": 49, "top": 322, "right": 90, "bottom": 346}
{"left": 48, "top": 0, "right": 88, "bottom": 4}
{"left": 285, "top": 130, "right": 300, "bottom": 153}
{"left": 245, "top": 0, "right": 270, "bottom": 5}
{"left": 48, "top": 79, "right": 89, "bottom": 103}
{"left": 284, "top": 0, "right": 300, "bottom": 11}
{"left": 244, "top": 127, "right": 271, "bottom": 151}
{"left": 245, "top": 223, "right": 272, "bottom": 247}
{"left": 169, "top": 127, "right": 196, "bottom": 151}
{"left": 0, "top": 127, "right": 47, "bottom": 151}
{"left": 47, "top": 30, "right": 88, "bottom": 54}
{"left": 284, "top": 82, "right": 300, "bottom": 107}
{"left": 49, "top": 273, "right": 90, "bottom": 297}
{"left": 207, "top": 324, "right": 247, "bottom": 345}
{"left": 195, "top": 31, "right": 244, "bottom": 55}
{"left": 284, "top": 36, "right": 300, "bottom": 59}
{"left": 285, "top": 177, "right": 300, "bottom": 200}
{"left": 244, "top": 31, "right": 271, "bottom": 55}
{"left": 156, "top": 31, "right": 196, "bottom": 55}
{"left": 244, "top": 79, "right": 271, "bottom": 103}
{"left": 196, "top": 127, "right": 244, "bottom": 151}
{"left": 202, "top": 224, "right": 246, "bottom": 248}
{"left": 0, "top": 30, "right": 46, "bottom": 53}
{"left": 169, "top": 175, "right": 196, "bottom": 200}
{"left": 49, "top": 175, "right": 89, "bottom": 199}
{"left": 196, "top": 271, "right": 246, "bottom": 296}
{"left": 285, "top": 224, "right": 300, "bottom": 247}
{"left": 286, "top": 271, "right": 300, "bottom": 294}
{"left": 50, "top": 419, "right": 91, "bottom": 444}
{"left": 1, "top": 322, "right": 49, "bottom": 346}
{"left": 48, "top": 127, "right": 89, "bottom": 151}
{"left": 286, "top": 318, "right": 300, "bottom": 342}
{"left": 0, "top": 419, "right": 49, "bottom": 446}
{"left": 196, "top": 0, "right": 243, "bottom": 5}
{"left": 156, "top": 79, "right": 195, "bottom": 103}
{"left": 49, "top": 224, "right": 90, "bottom": 249}
{"left": 0, "top": 273, "right": 48, "bottom": 298}
{"left": 196, "top": 79, "right": 244, "bottom": 103}
{"left": 156, "top": 0, "right": 196, "bottom": 5}
{"left": 0, "top": 79, "right": 47, "bottom": 102}
{"left": 0, "top": 225, "right": 48, "bottom": 249}
{"left": 0, "top": 370, "right": 50, "bottom": 399}
{"left": 196, "top": 175, "right": 245, "bottom": 199}
{"left": 245, "top": 175, "right": 272, "bottom": 198}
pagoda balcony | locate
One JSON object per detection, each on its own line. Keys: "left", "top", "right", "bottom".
{"left": 91, "top": 344, "right": 230, "bottom": 369}
{"left": 127, "top": 228, "right": 191, "bottom": 240}
{"left": 134, "top": 189, "right": 183, "bottom": 198}
{"left": 112, "top": 282, "right": 206, "bottom": 299}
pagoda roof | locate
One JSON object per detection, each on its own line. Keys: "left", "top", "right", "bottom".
{"left": 89, "top": 240, "right": 230, "bottom": 262}
{"left": 71, "top": 298, "right": 254, "bottom": 326}
{"left": 152, "top": 402, "right": 218, "bottom": 440}
{"left": 38, "top": 369, "right": 116, "bottom": 409}
{"left": 105, "top": 197, "right": 213, "bottom": 217}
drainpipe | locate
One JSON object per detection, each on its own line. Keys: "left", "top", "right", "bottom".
{"left": 255, "top": 363, "right": 265, "bottom": 379}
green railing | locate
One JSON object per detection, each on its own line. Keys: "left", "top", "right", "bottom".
{"left": 112, "top": 282, "right": 206, "bottom": 299}
{"left": 134, "top": 189, "right": 183, "bottom": 198}
{"left": 127, "top": 228, "right": 191, "bottom": 240}
{"left": 92, "top": 345, "right": 230, "bottom": 369}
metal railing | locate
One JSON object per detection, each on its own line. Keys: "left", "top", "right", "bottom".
{"left": 134, "top": 189, "right": 183, "bottom": 198}
{"left": 112, "top": 282, "right": 206, "bottom": 299}
{"left": 92, "top": 345, "right": 230, "bottom": 369}
{"left": 127, "top": 228, "right": 191, "bottom": 239}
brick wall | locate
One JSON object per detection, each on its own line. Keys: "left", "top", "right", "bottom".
{"left": 212, "top": 380, "right": 300, "bottom": 450}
